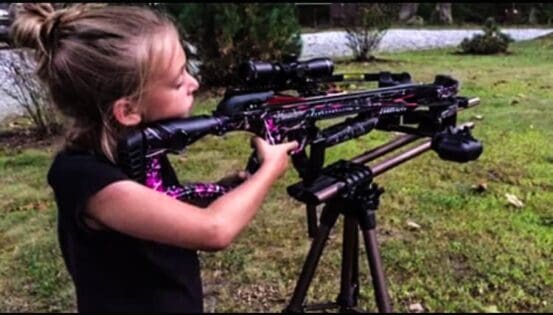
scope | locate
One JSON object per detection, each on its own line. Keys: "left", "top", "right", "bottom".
{"left": 239, "top": 57, "right": 334, "bottom": 89}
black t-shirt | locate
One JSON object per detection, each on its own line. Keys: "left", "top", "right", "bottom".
{"left": 47, "top": 149, "right": 203, "bottom": 313}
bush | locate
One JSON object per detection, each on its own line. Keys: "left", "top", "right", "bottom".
{"left": 459, "top": 17, "right": 514, "bottom": 54}
{"left": 344, "top": 4, "right": 397, "bottom": 62}
{"left": 167, "top": 4, "right": 302, "bottom": 87}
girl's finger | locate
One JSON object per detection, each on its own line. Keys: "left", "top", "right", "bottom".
{"left": 284, "top": 140, "right": 299, "bottom": 152}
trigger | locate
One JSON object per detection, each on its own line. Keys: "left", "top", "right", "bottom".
{"left": 291, "top": 137, "right": 307, "bottom": 155}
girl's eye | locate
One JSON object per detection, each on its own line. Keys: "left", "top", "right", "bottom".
{"left": 175, "top": 69, "right": 187, "bottom": 88}
{"left": 175, "top": 77, "right": 184, "bottom": 88}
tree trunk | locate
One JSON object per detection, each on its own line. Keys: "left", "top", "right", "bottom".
{"left": 398, "top": 3, "right": 419, "bottom": 22}
{"left": 432, "top": 3, "right": 453, "bottom": 24}
{"left": 529, "top": 6, "right": 539, "bottom": 25}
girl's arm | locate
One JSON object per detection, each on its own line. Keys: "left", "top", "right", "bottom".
{"left": 85, "top": 138, "right": 298, "bottom": 251}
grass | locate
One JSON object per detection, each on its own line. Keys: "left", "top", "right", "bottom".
{"left": 1, "top": 36, "right": 552, "bottom": 312}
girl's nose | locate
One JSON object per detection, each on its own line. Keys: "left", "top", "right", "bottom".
{"left": 188, "top": 73, "right": 199, "bottom": 92}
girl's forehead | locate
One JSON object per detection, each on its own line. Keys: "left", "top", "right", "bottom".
{"left": 149, "top": 29, "right": 185, "bottom": 80}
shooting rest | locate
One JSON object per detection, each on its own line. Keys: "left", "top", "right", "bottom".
{"left": 284, "top": 122, "right": 476, "bottom": 313}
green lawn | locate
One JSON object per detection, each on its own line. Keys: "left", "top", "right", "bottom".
{"left": 0, "top": 36, "right": 552, "bottom": 312}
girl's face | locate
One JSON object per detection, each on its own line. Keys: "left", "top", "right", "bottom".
{"left": 139, "top": 31, "right": 199, "bottom": 123}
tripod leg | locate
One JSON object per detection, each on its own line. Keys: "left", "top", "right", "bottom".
{"left": 336, "top": 214, "right": 360, "bottom": 310}
{"left": 360, "top": 228, "right": 392, "bottom": 313}
{"left": 285, "top": 205, "right": 340, "bottom": 313}
{"left": 306, "top": 204, "right": 318, "bottom": 238}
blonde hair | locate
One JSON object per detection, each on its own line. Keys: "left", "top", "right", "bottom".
{"left": 10, "top": 3, "right": 180, "bottom": 162}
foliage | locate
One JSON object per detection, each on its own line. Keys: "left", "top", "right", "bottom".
{"left": 541, "top": 3, "right": 553, "bottom": 24}
{"left": 344, "top": 4, "right": 398, "bottom": 62}
{"left": 449, "top": 3, "right": 506, "bottom": 25}
{"left": 0, "top": 49, "right": 61, "bottom": 135}
{"left": 165, "top": 4, "right": 302, "bottom": 87}
{"left": 413, "top": 3, "right": 553, "bottom": 25}
{"left": 459, "top": 18, "right": 514, "bottom": 54}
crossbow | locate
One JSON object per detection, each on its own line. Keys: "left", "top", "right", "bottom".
{"left": 118, "top": 57, "right": 483, "bottom": 203}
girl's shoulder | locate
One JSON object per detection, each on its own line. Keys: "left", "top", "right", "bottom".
{"left": 49, "top": 148, "right": 115, "bottom": 173}
{"left": 47, "top": 148, "right": 128, "bottom": 189}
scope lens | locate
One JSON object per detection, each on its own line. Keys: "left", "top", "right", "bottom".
{"left": 239, "top": 61, "right": 277, "bottom": 84}
{"left": 301, "top": 58, "right": 334, "bottom": 78}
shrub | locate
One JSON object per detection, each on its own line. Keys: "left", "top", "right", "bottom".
{"left": 0, "top": 49, "right": 61, "bottom": 135}
{"left": 168, "top": 4, "right": 302, "bottom": 87}
{"left": 344, "top": 4, "right": 397, "bottom": 62}
{"left": 459, "top": 17, "right": 514, "bottom": 54}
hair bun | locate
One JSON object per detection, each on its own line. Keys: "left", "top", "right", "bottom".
{"left": 11, "top": 3, "right": 92, "bottom": 55}
{"left": 10, "top": 3, "right": 55, "bottom": 50}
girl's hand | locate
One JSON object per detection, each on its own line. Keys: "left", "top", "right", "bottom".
{"left": 251, "top": 136, "right": 299, "bottom": 179}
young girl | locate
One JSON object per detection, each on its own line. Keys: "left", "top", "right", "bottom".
{"left": 11, "top": 3, "right": 298, "bottom": 312}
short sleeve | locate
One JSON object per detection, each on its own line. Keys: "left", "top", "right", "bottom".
{"left": 47, "top": 150, "right": 130, "bottom": 234}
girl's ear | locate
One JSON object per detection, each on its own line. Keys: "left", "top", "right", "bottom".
{"left": 112, "top": 98, "right": 142, "bottom": 126}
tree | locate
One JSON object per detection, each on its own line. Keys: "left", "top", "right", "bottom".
{"left": 166, "top": 4, "right": 302, "bottom": 87}
{"left": 431, "top": 3, "right": 453, "bottom": 24}
{"left": 399, "top": 3, "right": 453, "bottom": 25}
{"left": 398, "top": 3, "right": 419, "bottom": 24}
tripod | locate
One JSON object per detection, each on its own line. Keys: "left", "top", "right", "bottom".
{"left": 285, "top": 160, "right": 392, "bottom": 313}
{"left": 282, "top": 121, "right": 480, "bottom": 313}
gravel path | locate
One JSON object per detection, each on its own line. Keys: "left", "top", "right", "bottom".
{"left": 2, "top": 28, "right": 553, "bottom": 122}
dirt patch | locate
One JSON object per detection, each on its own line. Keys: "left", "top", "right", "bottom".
{"left": 232, "top": 282, "right": 286, "bottom": 311}
{"left": 0, "top": 128, "right": 62, "bottom": 152}
{"left": 448, "top": 252, "right": 472, "bottom": 280}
